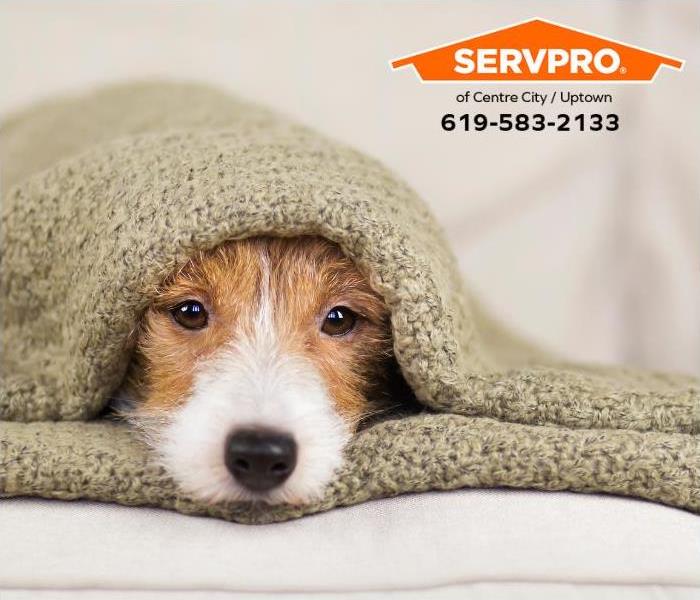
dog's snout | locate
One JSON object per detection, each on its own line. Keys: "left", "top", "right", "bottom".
{"left": 224, "top": 429, "right": 297, "bottom": 492}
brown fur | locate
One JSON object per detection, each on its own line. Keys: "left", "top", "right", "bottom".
{"left": 127, "top": 237, "right": 394, "bottom": 429}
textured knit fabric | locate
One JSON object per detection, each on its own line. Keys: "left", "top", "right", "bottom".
{"left": 1, "top": 82, "right": 699, "bottom": 523}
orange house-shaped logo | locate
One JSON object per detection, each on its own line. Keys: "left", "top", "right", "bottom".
{"left": 391, "top": 19, "right": 684, "bottom": 82}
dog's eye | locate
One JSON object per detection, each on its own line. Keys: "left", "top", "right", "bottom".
{"left": 322, "top": 306, "right": 357, "bottom": 336}
{"left": 171, "top": 300, "right": 208, "bottom": 329}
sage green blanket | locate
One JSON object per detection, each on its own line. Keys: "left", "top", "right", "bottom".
{"left": 1, "top": 83, "right": 698, "bottom": 524}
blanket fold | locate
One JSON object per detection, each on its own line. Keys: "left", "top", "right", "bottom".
{"left": 1, "top": 82, "right": 698, "bottom": 523}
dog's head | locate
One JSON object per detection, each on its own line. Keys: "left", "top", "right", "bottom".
{"left": 124, "top": 237, "right": 392, "bottom": 504}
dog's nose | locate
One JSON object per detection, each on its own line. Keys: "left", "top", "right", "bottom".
{"left": 224, "top": 429, "right": 297, "bottom": 493}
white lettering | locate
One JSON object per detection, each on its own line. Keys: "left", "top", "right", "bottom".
{"left": 593, "top": 48, "right": 620, "bottom": 74}
{"left": 453, "top": 47, "right": 622, "bottom": 76}
{"left": 454, "top": 48, "right": 475, "bottom": 74}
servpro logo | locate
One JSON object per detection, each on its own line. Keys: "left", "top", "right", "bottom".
{"left": 391, "top": 19, "right": 684, "bottom": 82}
{"left": 454, "top": 47, "right": 621, "bottom": 76}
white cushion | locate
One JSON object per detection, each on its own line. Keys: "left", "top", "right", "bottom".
{"left": 1, "top": 490, "right": 699, "bottom": 599}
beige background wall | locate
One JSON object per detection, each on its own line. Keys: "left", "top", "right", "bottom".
{"left": 2, "top": 0, "right": 698, "bottom": 374}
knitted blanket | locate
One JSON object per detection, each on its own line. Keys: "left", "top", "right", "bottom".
{"left": 1, "top": 83, "right": 698, "bottom": 524}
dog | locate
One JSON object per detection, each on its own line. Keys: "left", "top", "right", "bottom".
{"left": 120, "top": 236, "right": 398, "bottom": 505}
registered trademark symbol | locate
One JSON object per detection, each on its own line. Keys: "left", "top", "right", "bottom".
{"left": 619, "top": 66, "right": 627, "bottom": 74}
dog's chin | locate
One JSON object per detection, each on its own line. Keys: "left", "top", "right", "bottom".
{"left": 131, "top": 347, "right": 352, "bottom": 506}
